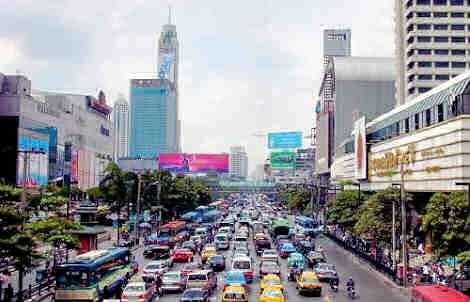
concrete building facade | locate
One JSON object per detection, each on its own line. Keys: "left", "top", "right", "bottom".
{"left": 229, "top": 146, "right": 248, "bottom": 180}
{"left": 0, "top": 73, "right": 113, "bottom": 190}
{"left": 395, "top": 0, "right": 470, "bottom": 105}
{"left": 129, "top": 79, "right": 177, "bottom": 158}
{"left": 113, "top": 95, "right": 129, "bottom": 159}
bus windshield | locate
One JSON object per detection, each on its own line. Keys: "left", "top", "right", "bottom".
{"left": 56, "top": 269, "right": 90, "bottom": 288}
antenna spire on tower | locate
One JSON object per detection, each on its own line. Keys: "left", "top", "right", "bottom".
{"left": 168, "top": 6, "right": 172, "bottom": 24}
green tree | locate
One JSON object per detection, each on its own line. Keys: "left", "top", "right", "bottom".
{"left": 421, "top": 191, "right": 470, "bottom": 258}
{"left": 27, "top": 218, "right": 81, "bottom": 250}
{"left": 354, "top": 188, "right": 401, "bottom": 243}
{"left": 40, "top": 194, "right": 68, "bottom": 212}
{"left": 326, "top": 190, "right": 363, "bottom": 231}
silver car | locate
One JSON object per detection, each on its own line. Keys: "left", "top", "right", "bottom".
{"left": 122, "top": 282, "right": 154, "bottom": 302}
{"left": 142, "top": 261, "right": 169, "bottom": 282}
{"left": 161, "top": 271, "right": 186, "bottom": 293}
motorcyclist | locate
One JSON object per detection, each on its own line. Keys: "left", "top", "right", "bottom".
{"left": 329, "top": 276, "right": 339, "bottom": 289}
{"left": 346, "top": 277, "right": 355, "bottom": 291}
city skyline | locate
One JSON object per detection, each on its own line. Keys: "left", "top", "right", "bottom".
{"left": 0, "top": 1, "right": 394, "bottom": 171}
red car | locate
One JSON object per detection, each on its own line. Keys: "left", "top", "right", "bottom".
{"left": 172, "top": 248, "right": 194, "bottom": 262}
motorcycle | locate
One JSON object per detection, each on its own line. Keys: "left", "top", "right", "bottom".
{"left": 329, "top": 279, "right": 339, "bottom": 292}
{"left": 347, "top": 285, "right": 356, "bottom": 299}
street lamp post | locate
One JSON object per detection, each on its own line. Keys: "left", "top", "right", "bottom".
{"left": 390, "top": 184, "right": 400, "bottom": 273}
{"left": 392, "top": 162, "right": 408, "bottom": 287}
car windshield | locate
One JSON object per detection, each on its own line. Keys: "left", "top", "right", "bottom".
{"left": 302, "top": 277, "right": 318, "bottom": 283}
{"left": 163, "top": 273, "right": 179, "bottom": 281}
{"left": 125, "top": 285, "right": 145, "bottom": 292}
{"left": 318, "top": 264, "right": 335, "bottom": 271}
{"left": 266, "top": 279, "right": 280, "bottom": 285}
{"left": 226, "top": 272, "right": 244, "bottom": 281}
{"left": 188, "top": 274, "right": 207, "bottom": 281}
{"left": 224, "top": 293, "right": 245, "bottom": 299}
{"left": 264, "top": 250, "right": 276, "bottom": 255}
{"left": 147, "top": 263, "right": 164, "bottom": 269}
{"left": 262, "top": 262, "right": 278, "bottom": 269}
{"left": 263, "top": 290, "right": 282, "bottom": 297}
{"left": 183, "top": 289, "right": 204, "bottom": 298}
{"left": 233, "top": 261, "right": 250, "bottom": 269}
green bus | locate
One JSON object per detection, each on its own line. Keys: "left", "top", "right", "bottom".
{"left": 55, "top": 248, "right": 135, "bottom": 302}
{"left": 270, "top": 218, "right": 290, "bottom": 237}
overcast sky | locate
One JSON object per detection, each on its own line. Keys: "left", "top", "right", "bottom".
{"left": 0, "top": 0, "right": 394, "bottom": 173}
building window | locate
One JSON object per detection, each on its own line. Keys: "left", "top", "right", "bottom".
{"left": 405, "top": 118, "right": 410, "bottom": 133}
{"left": 451, "top": 36, "right": 465, "bottom": 43}
{"left": 417, "top": 12, "right": 431, "bottom": 17}
{"left": 417, "top": 24, "right": 431, "bottom": 30}
{"left": 417, "top": 49, "right": 432, "bottom": 55}
{"left": 419, "top": 87, "right": 432, "bottom": 93}
{"left": 418, "top": 36, "right": 432, "bottom": 42}
{"left": 435, "top": 61, "right": 449, "bottom": 68}
{"left": 417, "top": 0, "right": 431, "bottom": 3}
{"left": 450, "top": 0, "right": 464, "bottom": 4}
{"left": 407, "top": 24, "right": 415, "bottom": 32}
{"left": 418, "top": 74, "right": 433, "bottom": 80}
{"left": 434, "top": 0, "right": 447, "bottom": 3}
{"left": 415, "top": 113, "right": 420, "bottom": 130}
{"left": 434, "top": 49, "right": 449, "bottom": 55}
{"left": 409, "top": 87, "right": 416, "bottom": 95}
{"left": 450, "top": 12, "right": 465, "bottom": 17}
{"left": 451, "top": 24, "right": 465, "bottom": 30}
{"left": 434, "top": 24, "right": 449, "bottom": 30}
{"left": 418, "top": 61, "right": 432, "bottom": 67}
{"left": 425, "top": 108, "right": 432, "bottom": 126}
{"left": 437, "top": 103, "right": 444, "bottom": 122}
{"left": 408, "top": 61, "right": 416, "bottom": 70}
{"left": 436, "top": 74, "right": 450, "bottom": 80}
{"left": 394, "top": 122, "right": 400, "bottom": 136}
{"left": 433, "top": 12, "right": 448, "bottom": 17}
{"left": 451, "top": 49, "right": 466, "bottom": 56}
{"left": 407, "top": 49, "right": 415, "bottom": 57}
{"left": 451, "top": 61, "right": 466, "bottom": 68}
{"left": 407, "top": 36, "right": 415, "bottom": 44}
{"left": 434, "top": 36, "right": 449, "bottom": 43}
{"left": 407, "top": 12, "right": 414, "bottom": 19}
{"left": 408, "top": 74, "right": 416, "bottom": 82}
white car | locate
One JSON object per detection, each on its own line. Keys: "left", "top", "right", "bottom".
{"left": 190, "top": 235, "right": 203, "bottom": 246}
{"left": 142, "top": 261, "right": 169, "bottom": 282}
{"left": 261, "top": 249, "right": 279, "bottom": 263}
{"left": 122, "top": 282, "right": 154, "bottom": 302}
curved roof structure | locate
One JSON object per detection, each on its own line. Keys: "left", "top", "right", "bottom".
{"left": 332, "top": 57, "right": 396, "bottom": 82}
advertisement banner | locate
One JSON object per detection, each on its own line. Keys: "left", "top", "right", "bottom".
{"left": 270, "top": 151, "right": 296, "bottom": 168}
{"left": 158, "top": 153, "right": 229, "bottom": 173}
{"left": 17, "top": 134, "right": 49, "bottom": 186}
{"left": 354, "top": 116, "right": 367, "bottom": 180}
{"left": 268, "top": 132, "right": 302, "bottom": 149}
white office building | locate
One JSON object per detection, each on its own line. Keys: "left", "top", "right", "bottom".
{"left": 230, "top": 146, "right": 248, "bottom": 179}
{"left": 395, "top": 0, "right": 470, "bottom": 105}
{"left": 113, "top": 95, "right": 129, "bottom": 159}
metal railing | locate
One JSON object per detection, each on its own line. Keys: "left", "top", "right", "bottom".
{"left": 11, "top": 276, "right": 55, "bottom": 302}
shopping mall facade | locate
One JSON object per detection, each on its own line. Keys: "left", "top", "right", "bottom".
{"left": 332, "top": 70, "right": 470, "bottom": 193}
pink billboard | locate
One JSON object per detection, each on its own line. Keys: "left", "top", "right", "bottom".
{"left": 158, "top": 153, "right": 229, "bottom": 173}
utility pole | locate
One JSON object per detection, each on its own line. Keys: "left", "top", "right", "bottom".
{"left": 392, "top": 197, "right": 397, "bottom": 271}
{"left": 135, "top": 173, "right": 142, "bottom": 241}
{"left": 400, "top": 163, "right": 408, "bottom": 287}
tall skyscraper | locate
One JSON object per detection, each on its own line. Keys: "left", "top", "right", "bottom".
{"left": 395, "top": 0, "right": 470, "bottom": 105}
{"left": 229, "top": 146, "right": 248, "bottom": 179}
{"left": 129, "top": 79, "right": 177, "bottom": 157}
{"left": 158, "top": 9, "right": 181, "bottom": 151}
{"left": 113, "top": 94, "right": 129, "bottom": 159}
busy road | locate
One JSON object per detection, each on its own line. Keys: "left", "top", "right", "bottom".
{"left": 126, "top": 197, "right": 408, "bottom": 302}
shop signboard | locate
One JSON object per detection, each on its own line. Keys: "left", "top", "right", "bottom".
{"left": 267, "top": 132, "right": 302, "bottom": 149}
{"left": 270, "top": 151, "right": 296, "bottom": 168}
{"left": 354, "top": 116, "right": 367, "bottom": 180}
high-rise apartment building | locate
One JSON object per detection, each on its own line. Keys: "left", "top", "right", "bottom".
{"left": 158, "top": 11, "right": 181, "bottom": 151}
{"left": 129, "top": 79, "right": 177, "bottom": 157}
{"left": 113, "top": 95, "right": 129, "bottom": 160}
{"left": 395, "top": 0, "right": 470, "bottom": 105}
{"left": 229, "top": 146, "right": 248, "bottom": 179}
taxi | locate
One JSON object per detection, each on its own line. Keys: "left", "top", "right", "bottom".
{"left": 259, "top": 286, "right": 284, "bottom": 302}
{"left": 296, "top": 271, "right": 322, "bottom": 296}
{"left": 201, "top": 245, "right": 217, "bottom": 263}
{"left": 259, "top": 274, "right": 284, "bottom": 292}
{"left": 221, "top": 285, "right": 248, "bottom": 302}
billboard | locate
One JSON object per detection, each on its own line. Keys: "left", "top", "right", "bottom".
{"left": 354, "top": 116, "right": 367, "bottom": 180}
{"left": 159, "top": 153, "right": 229, "bottom": 173}
{"left": 268, "top": 131, "right": 302, "bottom": 149}
{"left": 270, "top": 151, "right": 296, "bottom": 169}
{"left": 17, "top": 133, "right": 49, "bottom": 186}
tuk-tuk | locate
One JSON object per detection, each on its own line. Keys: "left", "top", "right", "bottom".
{"left": 287, "top": 252, "right": 305, "bottom": 281}
{"left": 297, "top": 240, "right": 314, "bottom": 255}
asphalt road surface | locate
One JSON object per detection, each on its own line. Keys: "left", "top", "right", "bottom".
{"left": 133, "top": 230, "right": 408, "bottom": 302}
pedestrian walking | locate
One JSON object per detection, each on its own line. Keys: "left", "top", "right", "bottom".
{"left": 4, "top": 283, "right": 13, "bottom": 302}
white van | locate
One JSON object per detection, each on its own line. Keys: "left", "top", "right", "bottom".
{"left": 214, "top": 233, "right": 229, "bottom": 250}
{"left": 231, "top": 255, "right": 253, "bottom": 283}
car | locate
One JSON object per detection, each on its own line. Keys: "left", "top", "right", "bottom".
{"left": 254, "top": 234, "right": 271, "bottom": 255}
{"left": 259, "top": 274, "right": 284, "bottom": 292}
{"left": 306, "top": 251, "right": 326, "bottom": 268}
{"left": 143, "top": 245, "right": 172, "bottom": 262}
{"left": 233, "top": 241, "right": 248, "bottom": 251}
{"left": 279, "top": 243, "right": 296, "bottom": 258}
{"left": 208, "top": 255, "right": 226, "bottom": 272}
{"left": 122, "top": 281, "right": 154, "bottom": 302}
{"left": 180, "top": 288, "right": 210, "bottom": 302}
{"left": 450, "top": 267, "right": 470, "bottom": 293}
{"left": 201, "top": 246, "right": 217, "bottom": 263}
{"left": 190, "top": 235, "right": 203, "bottom": 246}
{"left": 221, "top": 285, "right": 248, "bottom": 302}
{"left": 233, "top": 246, "right": 250, "bottom": 257}
{"left": 218, "top": 226, "right": 233, "bottom": 238}
{"left": 181, "top": 263, "right": 203, "bottom": 277}
{"left": 194, "top": 227, "right": 208, "bottom": 237}
{"left": 314, "top": 263, "right": 338, "bottom": 282}
{"left": 261, "top": 249, "right": 279, "bottom": 263}
{"left": 186, "top": 270, "right": 218, "bottom": 295}
{"left": 293, "top": 233, "right": 306, "bottom": 243}
{"left": 142, "top": 261, "right": 169, "bottom": 282}
{"left": 231, "top": 256, "right": 253, "bottom": 283}
{"left": 182, "top": 241, "right": 197, "bottom": 253}
{"left": 258, "top": 286, "right": 284, "bottom": 302}
{"left": 296, "top": 271, "right": 322, "bottom": 297}
{"left": 260, "top": 261, "right": 281, "bottom": 276}
{"left": 161, "top": 271, "right": 186, "bottom": 293}
{"left": 223, "top": 270, "right": 247, "bottom": 289}
{"left": 214, "top": 233, "right": 230, "bottom": 250}
{"left": 172, "top": 248, "right": 194, "bottom": 262}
